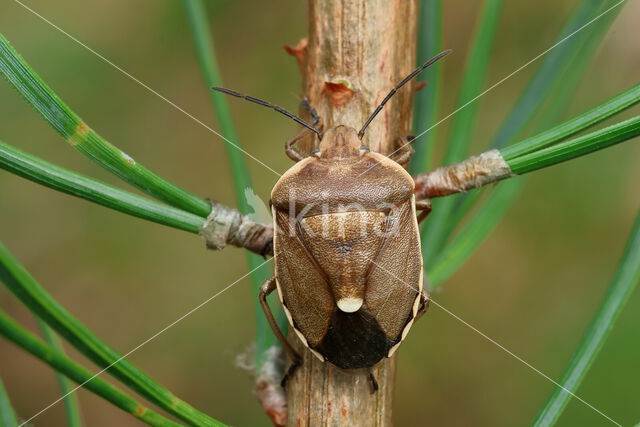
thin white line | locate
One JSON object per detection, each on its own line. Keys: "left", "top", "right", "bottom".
{"left": 369, "top": 259, "right": 621, "bottom": 426}
{"left": 19, "top": 257, "right": 274, "bottom": 426}
{"left": 12, "top": 0, "right": 282, "bottom": 178}
{"left": 358, "top": 0, "right": 626, "bottom": 179}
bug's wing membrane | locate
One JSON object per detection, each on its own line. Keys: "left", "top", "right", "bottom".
{"left": 274, "top": 210, "right": 334, "bottom": 347}
{"left": 364, "top": 200, "right": 422, "bottom": 340}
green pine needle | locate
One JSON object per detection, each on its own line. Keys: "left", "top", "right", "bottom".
{"left": 426, "top": 83, "right": 640, "bottom": 288}
{"left": 427, "top": 180, "right": 522, "bottom": 288}
{"left": 0, "top": 310, "right": 186, "bottom": 427}
{"left": 421, "top": 0, "right": 503, "bottom": 263}
{"left": 37, "top": 322, "right": 83, "bottom": 427}
{"left": 439, "top": 0, "right": 622, "bottom": 252}
{"left": 507, "top": 116, "right": 640, "bottom": 175}
{"left": 0, "top": 33, "right": 211, "bottom": 218}
{"left": 0, "top": 242, "right": 222, "bottom": 427}
{"left": 411, "top": 0, "right": 444, "bottom": 174}
{"left": 0, "top": 377, "right": 18, "bottom": 427}
{"left": 491, "top": 0, "right": 621, "bottom": 150}
{"left": 502, "top": 83, "right": 640, "bottom": 161}
{"left": 532, "top": 210, "right": 640, "bottom": 426}
{"left": 0, "top": 140, "right": 205, "bottom": 234}
{"left": 183, "top": 0, "right": 286, "bottom": 368}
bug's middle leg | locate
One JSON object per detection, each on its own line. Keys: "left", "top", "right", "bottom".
{"left": 415, "top": 198, "right": 432, "bottom": 224}
{"left": 259, "top": 276, "right": 302, "bottom": 387}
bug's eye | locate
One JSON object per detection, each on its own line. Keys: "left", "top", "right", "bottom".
{"left": 359, "top": 145, "right": 369, "bottom": 155}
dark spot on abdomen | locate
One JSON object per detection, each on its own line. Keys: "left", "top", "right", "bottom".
{"left": 313, "top": 308, "right": 395, "bottom": 369}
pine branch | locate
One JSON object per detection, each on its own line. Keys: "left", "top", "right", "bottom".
{"left": 415, "top": 83, "right": 640, "bottom": 200}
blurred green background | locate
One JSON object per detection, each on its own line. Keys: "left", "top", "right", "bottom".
{"left": 0, "top": 1, "right": 639, "bottom": 425}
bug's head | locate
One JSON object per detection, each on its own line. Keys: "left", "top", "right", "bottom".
{"left": 314, "top": 125, "right": 367, "bottom": 159}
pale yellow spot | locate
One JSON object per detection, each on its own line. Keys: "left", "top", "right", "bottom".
{"left": 337, "top": 297, "right": 363, "bottom": 313}
{"left": 68, "top": 122, "right": 91, "bottom": 146}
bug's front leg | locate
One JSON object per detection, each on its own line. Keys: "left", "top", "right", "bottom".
{"left": 284, "top": 130, "right": 308, "bottom": 162}
{"left": 259, "top": 276, "right": 302, "bottom": 387}
{"left": 300, "top": 96, "right": 320, "bottom": 127}
{"left": 415, "top": 198, "right": 432, "bottom": 224}
{"left": 285, "top": 97, "right": 322, "bottom": 162}
{"left": 389, "top": 135, "right": 415, "bottom": 167}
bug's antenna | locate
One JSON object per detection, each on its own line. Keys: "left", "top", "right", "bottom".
{"left": 357, "top": 49, "right": 452, "bottom": 140}
{"left": 211, "top": 87, "right": 322, "bottom": 137}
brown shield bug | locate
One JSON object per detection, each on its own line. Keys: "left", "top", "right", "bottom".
{"left": 213, "top": 50, "right": 451, "bottom": 390}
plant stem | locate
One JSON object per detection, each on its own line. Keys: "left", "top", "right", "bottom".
{"left": 0, "top": 377, "right": 18, "bottom": 427}
{"left": 0, "top": 140, "right": 205, "bottom": 234}
{"left": 532, "top": 210, "right": 640, "bottom": 427}
{"left": 0, "top": 33, "right": 211, "bottom": 218}
{"left": 410, "top": 0, "right": 443, "bottom": 174}
{"left": 37, "top": 321, "right": 83, "bottom": 427}
{"left": 285, "top": 2, "right": 419, "bottom": 425}
{"left": 416, "top": 114, "right": 640, "bottom": 200}
{"left": 0, "top": 242, "right": 222, "bottom": 427}
{"left": 0, "top": 310, "right": 186, "bottom": 427}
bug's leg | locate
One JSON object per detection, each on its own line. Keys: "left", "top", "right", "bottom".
{"left": 285, "top": 129, "right": 308, "bottom": 162}
{"left": 301, "top": 97, "right": 320, "bottom": 127}
{"left": 285, "top": 97, "right": 322, "bottom": 162}
{"left": 390, "top": 135, "right": 415, "bottom": 167}
{"left": 259, "top": 276, "right": 302, "bottom": 387}
{"left": 415, "top": 290, "right": 430, "bottom": 322}
{"left": 415, "top": 198, "right": 432, "bottom": 224}
{"left": 367, "top": 370, "right": 379, "bottom": 393}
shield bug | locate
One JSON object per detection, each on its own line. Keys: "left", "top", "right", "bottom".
{"left": 213, "top": 50, "right": 451, "bottom": 390}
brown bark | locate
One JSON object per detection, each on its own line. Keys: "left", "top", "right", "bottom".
{"left": 284, "top": 1, "right": 418, "bottom": 425}
{"left": 200, "top": 201, "right": 273, "bottom": 257}
{"left": 414, "top": 149, "right": 513, "bottom": 199}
